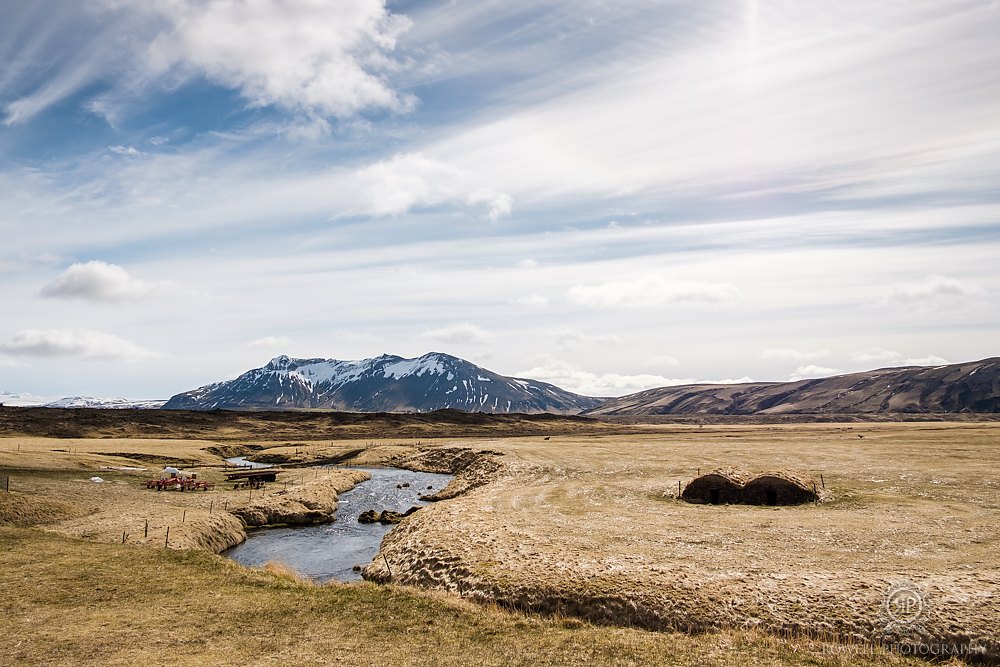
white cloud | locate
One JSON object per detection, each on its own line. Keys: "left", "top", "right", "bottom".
{"left": 761, "top": 348, "right": 829, "bottom": 362}
{"left": 851, "top": 347, "right": 902, "bottom": 363}
{"left": 246, "top": 336, "right": 292, "bottom": 349}
{"left": 109, "top": 145, "right": 142, "bottom": 156}
{"left": 40, "top": 261, "right": 166, "bottom": 302}
{"left": 517, "top": 356, "right": 750, "bottom": 397}
{"left": 904, "top": 355, "right": 951, "bottom": 366}
{"left": 881, "top": 275, "right": 985, "bottom": 306}
{"left": 512, "top": 294, "right": 549, "bottom": 307}
{"left": 648, "top": 354, "right": 680, "bottom": 367}
{"left": 355, "top": 153, "right": 511, "bottom": 220}
{"left": 0, "top": 329, "right": 156, "bottom": 360}
{"left": 568, "top": 275, "right": 739, "bottom": 309}
{"left": 850, "top": 348, "right": 951, "bottom": 368}
{"left": 135, "top": 0, "right": 414, "bottom": 119}
{"left": 788, "top": 365, "right": 843, "bottom": 381}
{"left": 422, "top": 323, "right": 492, "bottom": 345}
{"left": 552, "top": 331, "right": 624, "bottom": 348}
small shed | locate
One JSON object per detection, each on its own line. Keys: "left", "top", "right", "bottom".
{"left": 681, "top": 468, "right": 752, "bottom": 505}
{"left": 681, "top": 468, "right": 820, "bottom": 505}
{"left": 742, "top": 472, "right": 819, "bottom": 506}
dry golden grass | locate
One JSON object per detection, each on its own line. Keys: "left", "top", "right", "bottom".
{"left": 367, "top": 422, "right": 1000, "bottom": 658}
{"left": 2, "top": 422, "right": 996, "bottom": 664}
{"left": 0, "top": 437, "right": 224, "bottom": 470}
{"left": 0, "top": 527, "right": 928, "bottom": 666}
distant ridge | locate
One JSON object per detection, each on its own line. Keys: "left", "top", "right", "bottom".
{"left": 583, "top": 357, "right": 1000, "bottom": 416}
{"left": 163, "top": 352, "right": 601, "bottom": 414}
{"left": 44, "top": 397, "right": 166, "bottom": 410}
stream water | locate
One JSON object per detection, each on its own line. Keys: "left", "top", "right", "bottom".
{"left": 225, "top": 456, "right": 272, "bottom": 469}
{"left": 223, "top": 467, "right": 453, "bottom": 582}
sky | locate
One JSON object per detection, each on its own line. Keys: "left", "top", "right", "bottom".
{"left": 2, "top": 0, "right": 999, "bottom": 400}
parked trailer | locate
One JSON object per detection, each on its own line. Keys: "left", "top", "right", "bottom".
{"left": 145, "top": 478, "right": 215, "bottom": 491}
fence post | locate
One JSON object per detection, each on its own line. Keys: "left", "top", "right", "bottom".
{"left": 382, "top": 554, "right": 393, "bottom": 580}
{"left": 144, "top": 519, "right": 149, "bottom": 538}
{"left": 182, "top": 510, "right": 187, "bottom": 523}
{"left": 820, "top": 474, "right": 825, "bottom": 489}
{"left": 164, "top": 527, "right": 170, "bottom": 548}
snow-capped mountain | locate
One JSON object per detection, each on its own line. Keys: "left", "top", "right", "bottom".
{"left": 0, "top": 391, "right": 54, "bottom": 407}
{"left": 162, "top": 352, "right": 602, "bottom": 414}
{"left": 43, "top": 397, "right": 167, "bottom": 409}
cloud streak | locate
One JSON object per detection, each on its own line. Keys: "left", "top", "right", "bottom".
{"left": 0, "top": 329, "right": 156, "bottom": 360}
{"left": 568, "top": 276, "right": 739, "bottom": 309}
{"left": 516, "top": 357, "right": 753, "bottom": 397}
{"left": 422, "top": 323, "right": 492, "bottom": 345}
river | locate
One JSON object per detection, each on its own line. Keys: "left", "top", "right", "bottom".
{"left": 223, "top": 466, "right": 453, "bottom": 582}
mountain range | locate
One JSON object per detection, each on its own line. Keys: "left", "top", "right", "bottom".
{"left": 584, "top": 357, "right": 1000, "bottom": 416}
{"left": 162, "top": 353, "right": 602, "bottom": 414}
{"left": 0, "top": 392, "right": 164, "bottom": 409}
{"left": 8, "top": 354, "right": 999, "bottom": 415}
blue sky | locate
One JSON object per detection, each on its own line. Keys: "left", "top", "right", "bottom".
{"left": 2, "top": 0, "right": 999, "bottom": 400}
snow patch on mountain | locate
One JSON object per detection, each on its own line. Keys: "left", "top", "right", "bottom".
{"left": 383, "top": 355, "right": 447, "bottom": 379}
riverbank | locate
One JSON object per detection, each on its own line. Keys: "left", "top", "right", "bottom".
{"left": 228, "top": 469, "right": 370, "bottom": 529}
{"left": 0, "top": 447, "right": 371, "bottom": 553}
{"left": 225, "top": 467, "right": 453, "bottom": 582}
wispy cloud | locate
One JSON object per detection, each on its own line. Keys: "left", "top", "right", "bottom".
{"left": 422, "top": 323, "right": 492, "bottom": 345}
{"left": 246, "top": 336, "right": 292, "bottom": 349}
{"left": 516, "top": 356, "right": 752, "bottom": 397}
{"left": 761, "top": 348, "right": 829, "bottom": 362}
{"left": 851, "top": 348, "right": 951, "bottom": 368}
{"left": 511, "top": 294, "right": 549, "bottom": 307}
{"left": 788, "top": 365, "right": 844, "bottom": 381}
{"left": 552, "top": 331, "right": 624, "bottom": 348}
{"left": 880, "top": 275, "right": 986, "bottom": 307}
{"left": 0, "top": 329, "right": 156, "bottom": 360}
{"left": 568, "top": 276, "right": 738, "bottom": 309}
{"left": 109, "top": 145, "right": 142, "bottom": 156}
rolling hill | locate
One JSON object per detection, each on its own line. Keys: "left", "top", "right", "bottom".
{"left": 584, "top": 357, "right": 1000, "bottom": 416}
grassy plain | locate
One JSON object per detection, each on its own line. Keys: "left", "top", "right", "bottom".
{"left": 1, "top": 415, "right": 996, "bottom": 664}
